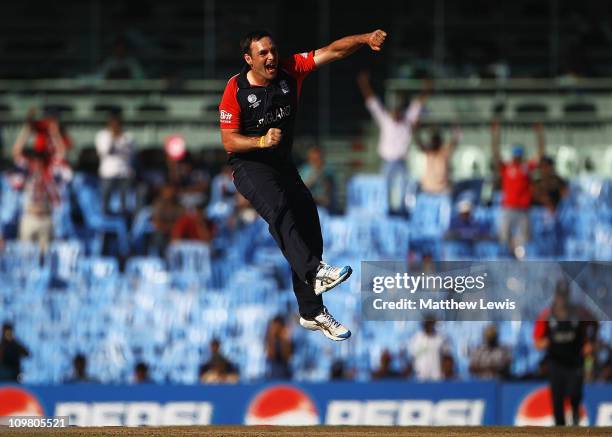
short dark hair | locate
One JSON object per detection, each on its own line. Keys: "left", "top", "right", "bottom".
{"left": 241, "top": 30, "right": 273, "bottom": 55}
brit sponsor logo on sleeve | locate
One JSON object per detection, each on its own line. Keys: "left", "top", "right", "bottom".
{"left": 220, "top": 110, "right": 233, "bottom": 123}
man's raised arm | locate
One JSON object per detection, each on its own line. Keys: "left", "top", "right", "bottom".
{"left": 221, "top": 128, "right": 282, "bottom": 153}
{"left": 313, "top": 30, "right": 387, "bottom": 67}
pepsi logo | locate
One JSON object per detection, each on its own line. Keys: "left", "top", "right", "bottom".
{"left": 245, "top": 385, "right": 320, "bottom": 425}
{"left": 515, "top": 386, "right": 588, "bottom": 426}
{"left": 0, "top": 386, "right": 45, "bottom": 417}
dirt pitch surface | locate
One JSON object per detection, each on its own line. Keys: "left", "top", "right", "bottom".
{"left": 1, "top": 426, "right": 611, "bottom": 437}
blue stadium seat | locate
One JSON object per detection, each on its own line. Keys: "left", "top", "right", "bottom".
{"left": 72, "top": 173, "right": 129, "bottom": 256}
{"left": 0, "top": 240, "right": 41, "bottom": 286}
{"left": 130, "top": 207, "right": 155, "bottom": 255}
{"left": 166, "top": 241, "right": 212, "bottom": 288}
{"left": 410, "top": 193, "right": 451, "bottom": 239}
{"left": 43, "top": 240, "right": 84, "bottom": 289}
{"left": 346, "top": 174, "right": 386, "bottom": 213}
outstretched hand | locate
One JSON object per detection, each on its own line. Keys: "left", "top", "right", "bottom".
{"left": 367, "top": 30, "right": 387, "bottom": 51}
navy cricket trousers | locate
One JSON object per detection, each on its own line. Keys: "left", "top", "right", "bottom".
{"left": 230, "top": 157, "right": 324, "bottom": 318}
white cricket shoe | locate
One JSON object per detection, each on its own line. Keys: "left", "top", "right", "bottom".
{"left": 311, "top": 262, "right": 352, "bottom": 296}
{"left": 299, "top": 307, "right": 351, "bottom": 341}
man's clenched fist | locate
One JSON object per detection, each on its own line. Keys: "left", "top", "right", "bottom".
{"left": 263, "top": 128, "right": 282, "bottom": 148}
{"left": 367, "top": 30, "right": 387, "bottom": 51}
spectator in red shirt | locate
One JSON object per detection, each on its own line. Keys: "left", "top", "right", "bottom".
{"left": 491, "top": 120, "right": 545, "bottom": 258}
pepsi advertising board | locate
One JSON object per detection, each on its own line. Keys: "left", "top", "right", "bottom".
{"left": 1, "top": 382, "right": 610, "bottom": 426}
{"left": 501, "top": 383, "right": 612, "bottom": 427}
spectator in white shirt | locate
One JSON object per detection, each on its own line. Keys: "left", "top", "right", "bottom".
{"left": 357, "top": 72, "right": 430, "bottom": 215}
{"left": 95, "top": 113, "right": 135, "bottom": 214}
{"left": 409, "top": 316, "right": 452, "bottom": 381}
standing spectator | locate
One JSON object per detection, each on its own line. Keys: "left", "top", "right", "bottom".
{"left": 13, "top": 107, "right": 72, "bottom": 161}
{"left": 199, "top": 338, "right": 239, "bottom": 384}
{"left": 469, "top": 324, "right": 512, "bottom": 379}
{"left": 0, "top": 322, "right": 30, "bottom": 382}
{"left": 416, "top": 126, "right": 460, "bottom": 194}
{"left": 299, "top": 146, "right": 336, "bottom": 212}
{"left": 95, "top": 113, "right": 135, "bottom": 214}
{"left": 533, "top": 280, "right": 598, "bottom": 426}
{"left": 12, "top": 108, "right": 73, "bottom": 187}
{"left": 14, "top": 150, "right": 59, "bottom": 252}
{"left": 408, "top": 316, "right": 452, "bottom": 381}
{"left": 532, "top": 156, "right": 568, "bottom": 213}
{"left": 371, "top": 349, "right": 402, "bottom": 380}
{"left": 133, "top": 362, "right": 152, "bottom": 384}
{"left": 357, "top": 72, "right": 430, "bottom": 215}
{"left": 150, "top": 185, "right": 183, "bottom": 256}
{"left": 265, "top": 315, "right": 293, "bottom": 380}
{"left": 491, "top": 121, "right": 544, "bottom": 258}
{"left": 65, "top": 354, "right": 97, "bottom": 383}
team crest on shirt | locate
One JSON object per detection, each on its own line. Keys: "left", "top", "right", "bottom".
{"left": 247, "top": 93, "right": 261, "bottom": 108}
{"left": 279, "top": 80, "right": 290, "bottom": 94}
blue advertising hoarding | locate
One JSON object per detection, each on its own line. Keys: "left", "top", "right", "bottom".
{"left": 0, "top": 381, "right": 610, "bottom": 426}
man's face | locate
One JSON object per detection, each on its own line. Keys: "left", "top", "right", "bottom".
{"left": 245, "top": 37, "right": 278, "bottom": 81}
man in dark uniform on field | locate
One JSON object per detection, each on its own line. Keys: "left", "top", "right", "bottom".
{"left": 219, "top": 29, "right": 387, "bottom": 340}
{"left": 533, "top": 280, "right": 598, "bottom": 426}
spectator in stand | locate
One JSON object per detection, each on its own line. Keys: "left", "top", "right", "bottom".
{"left": 416, "top": 125, "right": 461, "bottom": 194}
{"left": 330, "top": 359, "right": 353, "bottom": 381}
{"left": 98, "top": 39, "right": 145, "bottom": 80}
{"left": 441, "top": 354, "right": 456, "bottom": 380}
{"left": 445, "top": 199, "right": 491, "bottom": 243}
{"left": 371, "top": 349, "right": 402, "bottom": 380}
{"left": 13, "top": 148, "right": 60, "bottom": 252}
{"left": 133, "top": 362, "right": 152, "bottom": 384}
{"left": 298, "top": 146, "right": 336, "bottom": 212}
{"left": 532, "top": 156, "right": 568, "bottom": 213}
{"left": 13, "top": 107, "right": 72, "bottom": 160}
{"left": 171, "top": 208, "right": 215, "bottom": 243}
{"left": 533, "top": 279, "right": 598, "bottom": 426}
{"left": 0, "top": 322, "right": 30, "bottom": 382}
{"left": 357, "top": 71, "right": 430, "bottom": 215}
{"left": 12, "top": 107, "right": 72, "bottom": 187}
{"left": 491, "top": 121, "right": 545, "bottom": 258}
{"left": 265, "top": 315, "right": 293, "bottom": 380}
{"left": 408, "top": 315, "right": 452, "bottom": 381}
{"left": 167, "top": 152, "right": 210, "bottom": 210}
{"left": 151, "top": 185, "right": 183, "bottom": 256}
{"left": 65, "top": 354, "right": 98, "bottom": 383}
{"left": 95, "top": 113, "right": 135, "bottom": 214}
{"left": 469, "top": 324, "right": 512, "bottom": 380}
{"left": 199, "top": 338, "right": 239, "bottom": 384}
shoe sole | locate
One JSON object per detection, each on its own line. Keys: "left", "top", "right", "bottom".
{"left": 314, "top": 266, "right": 353, "bottom": 296}
{"left": 299, "top": 318, "right": 351, "bottom": 341}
